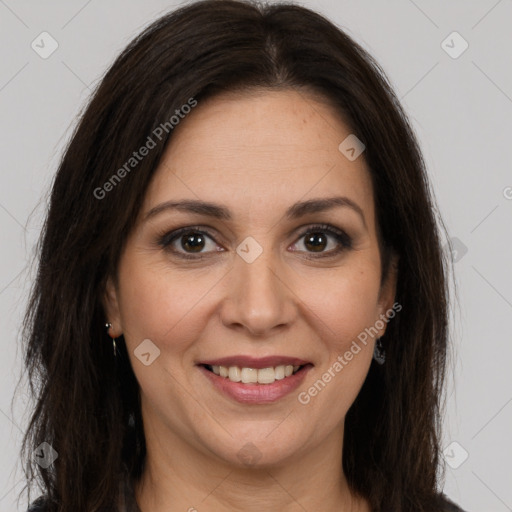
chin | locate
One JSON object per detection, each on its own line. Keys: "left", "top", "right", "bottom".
{"left": 198, "top": 425, "right": 305, "bottom": 469}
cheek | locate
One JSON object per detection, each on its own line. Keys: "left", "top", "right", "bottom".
{"left": 305, "top": 266, "right": 381, "bottom": 411}
{"left": 307, "top": 265, "right": 383, "bottom": 349}
{"left": 117, "top": 256, "right": 219, "bottom": 356}
{"left": 297, "top": 271, "right": 379, "bottom": 422}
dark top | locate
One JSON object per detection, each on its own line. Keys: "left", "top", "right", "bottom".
{"left": 27, "top": 476, "right": 467, "bottom": 511}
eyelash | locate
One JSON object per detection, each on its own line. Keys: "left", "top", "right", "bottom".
{"left": 157, "top": 223, "right": 353, "bottom": 260}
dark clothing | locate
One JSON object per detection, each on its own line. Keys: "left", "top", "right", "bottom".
{"left": 438, "top": 494, "right": 467, "bottom": 512}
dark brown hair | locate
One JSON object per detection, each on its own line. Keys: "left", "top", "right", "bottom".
{"left": 19, "top": 1, "right": 453, "bottom": 510}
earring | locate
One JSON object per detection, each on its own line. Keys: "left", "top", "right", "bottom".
{"left": 105, "top": 322, "right": 117, "bottom": 357}
{"left": 373, "top": 338, "right": 385, "bottom": 365}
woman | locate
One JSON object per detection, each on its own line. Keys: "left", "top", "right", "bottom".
{"left": 21, "top": 0, "right": 466, "bottom": 510}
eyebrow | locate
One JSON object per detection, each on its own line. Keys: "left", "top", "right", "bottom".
{"left": 144, "top": 196, "right": 367, "bottom": 228}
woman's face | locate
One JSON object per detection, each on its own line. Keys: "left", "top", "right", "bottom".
{"left": 105, "top": 88, "right": 397, "bottom": 468}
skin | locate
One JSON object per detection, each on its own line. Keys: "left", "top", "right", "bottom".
{"left": 104, "top": 88, "right": 398, "bottom": 512}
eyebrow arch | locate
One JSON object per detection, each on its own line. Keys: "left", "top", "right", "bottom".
{"left": 144, "top": 196, "right": 367, "bottom": 228}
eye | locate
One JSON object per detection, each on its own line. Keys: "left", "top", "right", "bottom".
{"left": 158, "top": 223, "right": 352, "bottom": 260}
{"left": 290, "top": 224, "right": 352, "bottom": 258}
{"left": 158, "top": 226, "right": 221, "bottom": 259}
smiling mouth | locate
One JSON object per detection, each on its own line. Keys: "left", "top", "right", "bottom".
{"left": 201, "top": 364, "right": 308, "bottom": 385}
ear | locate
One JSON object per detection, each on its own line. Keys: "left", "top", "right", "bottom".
{"left": 102, "top": 276, "right": 123, "bottom": 337}
{"left": 375, "top": 252, "right": 399, "bottom": 337}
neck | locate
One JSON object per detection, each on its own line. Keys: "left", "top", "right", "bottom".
{"left": 134, "top": 420, "right": 370, "bottom": 512}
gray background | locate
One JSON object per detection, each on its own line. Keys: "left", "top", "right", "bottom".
{"left": 1, "top": 1, "right": 511, "bottom": 510}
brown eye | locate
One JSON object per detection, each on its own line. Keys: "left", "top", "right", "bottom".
{"left": 159, "top": 227, "right": 222, "bottom": 259}
{"left": 304, "top": 232, "right": 328, "bottom": 252}
{"left": 158, "top": 223, "right": 352, "bottom": 261}
{"left": 180, "top": 232, "right": 206, "bottom": 253}
{"left": 291, "top": 224, "right": 352, "bottom": 258}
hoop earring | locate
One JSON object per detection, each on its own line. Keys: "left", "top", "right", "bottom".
{"left": 373, "top": 338, "right": 385, "bottom": 365}
{"left": 105, "top": 322, "right": 117, "bottom": 357}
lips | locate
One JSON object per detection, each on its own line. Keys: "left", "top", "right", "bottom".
{"left": 198, "top": 355, "right": 311, "bottom": 369}
{"left": 197, "top": 355, "right": 313, "bottom": 404}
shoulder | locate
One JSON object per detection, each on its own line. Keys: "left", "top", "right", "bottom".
{"left": 26, "top": 496, "right": 49, "bottom": 512}
{"left": 437, "top": 492, "right": 467, "bottom": 512}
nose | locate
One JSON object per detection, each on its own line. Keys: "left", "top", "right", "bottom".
{"left": 219, "top": 245, "right": 296, "bottom": 337}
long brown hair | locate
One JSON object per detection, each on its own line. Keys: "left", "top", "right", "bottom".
{"left": 19, "top": 1, "right": 452, "bottom": 510}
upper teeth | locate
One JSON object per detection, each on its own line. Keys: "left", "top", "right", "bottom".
{"left": 211, "top": 365, "right": 300, "bottom": 384}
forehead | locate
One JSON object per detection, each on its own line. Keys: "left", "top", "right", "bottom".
{"left": 143, "top": 89, "right": 375, "bottom": 228}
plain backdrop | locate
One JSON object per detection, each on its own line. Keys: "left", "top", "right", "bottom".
{"left": 1, "top": 1, "right": 511, "bottom": 511}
